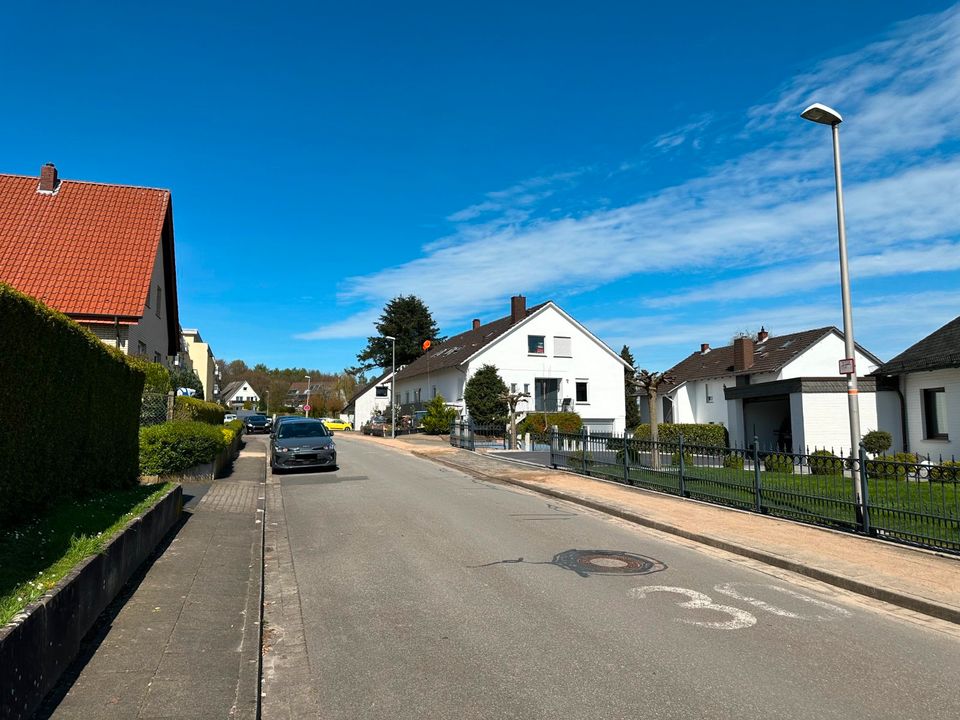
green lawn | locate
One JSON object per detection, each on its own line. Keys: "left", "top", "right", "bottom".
{"left": 566, "top": 457, "right": 959, "bottom": 552}
{"left": 0, "top": 483, "right": 175, "bottom": 626}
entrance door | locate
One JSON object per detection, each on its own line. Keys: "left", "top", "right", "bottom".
{"left": 535, "top": 378, "right": 560, "bottom": 412}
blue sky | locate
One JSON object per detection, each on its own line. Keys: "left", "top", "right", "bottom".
{"left": 3, "top": 1, "right": 960, "bottom": 373}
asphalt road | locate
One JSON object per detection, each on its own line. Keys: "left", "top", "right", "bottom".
{"left": 278, "top": 434, "right": 960, "bottom": 720}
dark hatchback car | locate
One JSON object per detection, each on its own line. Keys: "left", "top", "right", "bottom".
{"left": 244, "top": 414, "right": 271, "bottom": 434}
{"left": 270, "top": 419, "right": 337, "bottom": 472}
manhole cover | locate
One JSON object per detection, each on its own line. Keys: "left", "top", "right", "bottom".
{"left": 552, "top": 549, "right": 667, "bottom": 577}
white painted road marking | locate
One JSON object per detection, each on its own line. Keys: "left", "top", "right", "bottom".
{"left": 629, "top": 586, "right": 758, "bottom": 630}
{"left": 714, "top": 583, "right": 852, "bottom": 621}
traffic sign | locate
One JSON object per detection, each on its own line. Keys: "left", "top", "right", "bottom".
{"left": 838, "top": 358, "right": 855, "bottom": 375}
{"left": 303, "top": 404, "right": 311, "bottom": 412}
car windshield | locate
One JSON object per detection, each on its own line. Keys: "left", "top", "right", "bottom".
{"left": 278, "top": 423, "right": 330, "bottom": 439}
{"left": 248, "top": 415, "right": 267, "bottom": 422}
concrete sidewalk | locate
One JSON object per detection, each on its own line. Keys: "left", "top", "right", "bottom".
{"left": 40, "top": 450, "right": 266, "bottom": 719}
{"left": 352, "top": 433, "right": 960, "bottom": 625}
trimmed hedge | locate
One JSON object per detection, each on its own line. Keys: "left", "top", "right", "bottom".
{"left": 634, "top": 423, "right": 728, "bottom": 447}
{"left": 127, "top": 356, "right": 172, "bottom": 393}
{"left": 862, "top": 430, "right": 893, "bottom": 455}
{"left": 172, "top": 395, "right": 225, "bottom": 424}
{"left": 517, "top": 412, "right": 583, "bottom": 435}
{"left": 0, "top": 283, "right": 145, "bottom": 525}
{"left": 809, "top": 449, "right": 843, "bottom": 476}
{"left": 139, "top": 421, "right": 229, "bottom": 475}
{"left": 763, "top": 453, "right": 795, "bottom": 473}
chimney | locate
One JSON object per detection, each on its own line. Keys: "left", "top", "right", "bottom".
{"left": 38, "top": 163, "right": 58, "bottom": 193}
{"left": 510, "top": 295, "right": 526, "bottom": 324}
{"left": 700, "top": 343, "right": 710, "bottom": 354}
{"left": 733, "top": 336, "right": 755, "bottom": 372}
{"left": 472, "top": 318, "right": 481, "bottom": 330}
{"left": 757, "top": 326, "right": 769, "bottom": 343}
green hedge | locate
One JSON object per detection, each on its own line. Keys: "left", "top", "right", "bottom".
{"left": 172, "top": 395, "right": 225, "bottom": 424}
{"left": 809, "top": 449, "right": 844, "bottom": 475}
{"left": 0, "top": 283, "right": 145, "bottom": 525}
{"left": 517, "top": 412, "right": 583, "bottom": 435}
{"left": 634, "top": 423, "right": 728, "bottom": 447}
{"left": 139, "top": 421, "right": 229, "bottom": 475}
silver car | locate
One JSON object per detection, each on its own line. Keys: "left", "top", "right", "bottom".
{"left": 270, "top": 418, "right": 337, "bottom": 472}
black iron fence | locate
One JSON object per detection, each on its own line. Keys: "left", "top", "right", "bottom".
{"left": 547, "top": 430, "right": 959, "bottom": 555}
{"left": 449, "top": 420, "right": 509, "bottom": 451}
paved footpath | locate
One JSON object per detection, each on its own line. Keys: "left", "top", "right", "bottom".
{"left": 40, "top": 449, "right": 266, "bottom": 720}
{"left": 352, "top": 433, "right": 960, "bottom": 627}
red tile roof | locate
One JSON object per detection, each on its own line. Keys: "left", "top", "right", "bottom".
{"left": 0, "top": 171, "right": 171, "bottom": 319}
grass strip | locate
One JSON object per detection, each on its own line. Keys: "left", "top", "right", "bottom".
{"left": 0, "top": 483, "right": 175, "bottom": 627}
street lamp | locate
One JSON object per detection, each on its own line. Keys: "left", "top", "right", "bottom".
{"left": 384, "top": 336, "right": 396, "bottom": 439}
{"left": 801, "top": 102, "right": 863, "bottom": 497}
{"left": 304, "top": 374, "right": 311, "bottom": 417}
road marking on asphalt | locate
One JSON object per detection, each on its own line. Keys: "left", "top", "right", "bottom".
{"left": 713, "top": 582, "right": 852, "bottom": 621}
{"left": 629, "top": 586, "right": 758, "bottom": 630}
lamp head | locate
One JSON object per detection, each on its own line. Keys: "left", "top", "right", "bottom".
{"left": 801, "top": 103, "right": 842, "bottom": 125}
{"left": 384, "top": 335, "right": 396, "bottom": 341}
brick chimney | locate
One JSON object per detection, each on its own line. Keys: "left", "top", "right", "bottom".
{"left": 510, "top": 295, "right": 526, "bottom": 324}
{"left": 733, "top": 336, "right": 755, "bottom": 372}
{"left": 757, "top": 326, "right": 769, "bottom": 343}
{"left": 700, "top": 343, "right": 710, "bottom": 354}
{"left": 472, "top": 318, "right": 481, "bottom": 330}
{"left": 38, "top": 163, "right": 59, "bottom": 193}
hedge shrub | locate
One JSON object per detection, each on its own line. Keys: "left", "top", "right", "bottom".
{"left": 634, "top": 423, "right": 728, "bottom": 447}
{"left": 421, "top": 394, "right": 458, "bottom": 435}
{"left": 128, "top": 356, "right": 172, "bottom": 393}
{"left": 866, "top": 452, "right": 922, "bottom": 480}
{"left": 862, "top": 430, "right": 893, "bottom": 455}
{"left": 763, "top": 453, "right": 795, "bottom": 474}
{"left": 517, "top": 412, "right": 583, "bottom": 435}
{"left": 670, "top": 450, "right": 695, "bottom": 467}
{"left": 173, "top": 395, "right": 225, "bottom": 424}
{"left": 808, "top": 449, "right": 843, "bottom": 476}
{"left": 723, "top": 454, "right": 745, "bottom": 470}
{"left": 929, "top": 460, "right": 960, "bottom": 483}
{"left": 0, "top": 283, "right": 144, "bottom": 526}
{"left": 139, "top": 421, "right": 228, "bottom": 476}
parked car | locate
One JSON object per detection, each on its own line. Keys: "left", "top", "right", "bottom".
{"left": 321, "top": 417, "right": 353, "bottom": 432}
{"left": 271, "top": 415, "right": 302, "bottom": 435}
{"left": 244, "top": 414, "right": 270, "bottom": 434}
{"left": 362, "top": 415, "right": 388, "bottom": 435}
{"left": 270, "top": 418, "right": 337, "bottom": 472}
{"left": 224, "top": 413, "right": 238, "bottom": 423}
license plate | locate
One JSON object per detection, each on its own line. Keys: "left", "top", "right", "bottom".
{"left": 297, "top": 454, "right": 318, "bottom": 461}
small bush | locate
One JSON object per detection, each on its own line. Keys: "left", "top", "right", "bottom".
{"left": 634, "top": 423, "right": 728, "bottom": 447}
{"left": 421, "top": 394, "right": 458, "bottom": 435}
{"left": 225, "top": 419, "right": 244, "bottom": 435}
{"left": 128, "top": 356, "right": 172, "bottom": 393}
{"left": 723, "top": 454, "right": 745, "bottom": 470}
{"left": 763, "top": 453, "right": 794, "bottom": 474}
{"left": 929, "top": 460, "right": 960, "bottom": 483}
{"left": 173, "top": 396, "right": 225, "bottom": 424}
{"left": 670, "top": 450, "right": 695, "bottom": 467}
{"left": 862, "top": 430, "right": 893, "bottom": 455}
{"left": 139, "top": 421, "right": 228, "bottom": 476}
{"left": 867, "top": 452, "right": 922, "bottom": 480}
{"left": 808, "top": 449, "right": 843, "bottom": 476}
{"left": 517, "top": 412, "right": 583, "bottom": 435}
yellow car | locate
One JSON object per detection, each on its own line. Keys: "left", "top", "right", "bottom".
{"left": 321, "top": 417, "right": 353, "bottom": 432}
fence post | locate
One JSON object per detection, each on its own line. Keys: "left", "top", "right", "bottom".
{"left": 752, "top": 435, "right": 762, "bottom": 513}
{"left": 580, "top": 427, "right": 588, "bottom": 474}
{"left": 858, "top": 441, "right": 872, "bottom": 536}
{"left": 468, "top": 418, "right": 475, "bottom": 452}
{"left": 550, "top": 425, "right": 558, "bottom": 468}
{"left": 622, "top": 433, "right": 631, "bottom": 485}
{"left": 678, "top": 433, "right": 687, "bottom": 497}
{"left": 166, "top": 390, "right": 175, "bottom": 421}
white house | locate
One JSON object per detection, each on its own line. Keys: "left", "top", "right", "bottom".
{"left": 876, "top": 316, "right": 960, "bottom": 459}
{"left": 221, "top": 380, "right": 260, "bottom": 410}
{"left": 392, "top": 295, "right": 631, "bottom": 433}
{"left": 655, "top": 327, "right": 900, "bottom": 453}
{"left": 0, "top": 163, "right": 180, "bottom": 364}
{"left": 343, "top": 370, "right": 394, "bottom": 428}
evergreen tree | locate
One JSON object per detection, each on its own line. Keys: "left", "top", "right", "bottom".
{"left": 420, "top": 394, "right": 457, "bottom": 434}
{"left": 620, "top": 345, "right": 641, "bottom": 430}
{"left": 463, "top": 364, "right": 508, "bottom": 425}
{"left": 355, "top": 295, "right": 440, "bottom": 372}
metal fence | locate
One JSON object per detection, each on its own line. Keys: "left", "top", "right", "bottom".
{"left": 546, "top": 430, "right": 959, "bottom": 555}
{"left": 140, "top": 392, "right": 170, "bottom": 426}
{"left": 449, "top": 420, "right": 509, "bottom": 451}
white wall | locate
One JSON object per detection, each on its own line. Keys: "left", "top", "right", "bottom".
{"left": 902, "top": 368, "right": 960, "bottom": 458}
{"left": 226, "top": 382, "right": 259, "bottom": 406}
{"left": 83, "top": 322, "right": 130, "bottom": 353}
{"left": 127, "top": 242, "right": 170, "bottom": 364}
{"left": 800, "top": 391, "right": 901, "bottom": 454}
{"left": 781, "top": 332, "right": 879, "bottom": 378}
{"left": 353, "top": 375, "right": 393, "bottom": 427}
{"left": 465, "top": 305, "right": 627, "bottom": 432}
{"left": 394, "top": 368, "right": 463, "bottom": 411}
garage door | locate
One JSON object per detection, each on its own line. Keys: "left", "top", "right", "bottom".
{"left": 583, "top": 419, "right": 615, "bottom": 435}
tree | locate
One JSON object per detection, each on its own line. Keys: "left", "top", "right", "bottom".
{"left": 169, "top": 366, "right": 204, "bottom": 397}
{"left": 464, "top": 364, "right": 508, "bottom": 426}
{"left": 420, "top": 394, "right": 457, "bottom": 434}
{"left": 620, "top": 345, "right": 641, "bottom": 430}
{"left": 355, "top": 295, "right": 440, "bottom": 372}
{"left": 500, "top": 389, "right": 531, "bottom": 449}
{"left": 632, "top": 369, "right": 674, "bottom": 469}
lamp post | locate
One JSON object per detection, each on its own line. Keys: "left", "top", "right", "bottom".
{"left": 304, "top": 374, "right": 311, "bottom": 417}
{"left": 385, "top": 336, "right": 396, "bottom": 439}
{"left": 801, "top": 102, "right": 863, "bottom": 506}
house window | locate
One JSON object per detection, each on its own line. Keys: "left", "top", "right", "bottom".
{"left": 528, "top": 335, "right": 545, "bottom": 354}
{"left": 405, "top": 391, "right": 410, "bottom": 404}
{"left": 155, "top": 286, "right": 162, "bottom": 317}
{"left": 523, "top": 383, "right": 530, "bottom": 395}
{"left": 432, "top": 385, "right": 437, "bottom": 399}
{"left": 923, "top": 388, "right": 948, "bottom": 439}
{"left": 554, "top": 336, "right": 572, "bottom": 357}
{"left": 510, "top": 383, "right": 517, "bottom": 393}
{"left": 575, "top": 380, "right": 588, "bottom": 403}
{"left": 154, "top": 352, "right": 161, "bottom": 364}
{"left": 375, "top": 386, "right": 388, "bottom": 398}
{"left": 534, "top": 378, "right": 559, "bottom": 412}
{"left": 705, "top": 383, "right": 714, "bottom": 404}
{"left": 138, "top": 340, "right": 147, "bottom": 356}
